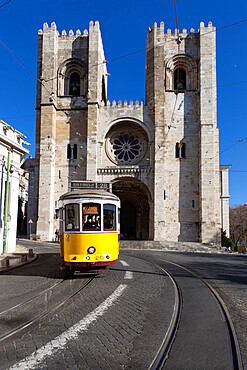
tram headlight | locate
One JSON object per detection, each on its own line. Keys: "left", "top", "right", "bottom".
{"left": 87, "top": 246, "right": 96, "bottom": 254}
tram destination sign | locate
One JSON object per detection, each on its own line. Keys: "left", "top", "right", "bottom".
{"left": 70, "top": 181, "right": 112, "bottom": 192}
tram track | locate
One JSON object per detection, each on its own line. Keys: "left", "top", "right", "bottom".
{"left": 0, "top": 274, "right": 94, "bottom": 342}
{"left": 131, "top": 254, "right": 243, "bottom": 370}
{"left": 0, "top": 276, "right": 70, "bottom": 318}
{"left": 149, "top": 262, "right": 182, "bottom": 370}
{"left": 161, "top": 259, "right": 244, "bottom": 370}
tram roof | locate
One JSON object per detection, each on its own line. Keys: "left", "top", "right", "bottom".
{"left": 59, "top": 190, "right": 120, "bottom": 201}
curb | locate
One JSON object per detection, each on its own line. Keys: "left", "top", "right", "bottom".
{"left": 0, "top": 250, "right": 38, "bottom": 274}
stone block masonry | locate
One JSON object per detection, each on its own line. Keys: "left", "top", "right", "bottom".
{"left": 27, "top": 20, "right": 230, "bottom": 244}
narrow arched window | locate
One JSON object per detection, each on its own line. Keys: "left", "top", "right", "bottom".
{"left": 67, "top": 144, "right": 71, "bottom": 159}
{"left": 175, "top": 143, "right": 180, "bottom": 158}
{"left": 69, "top": 72, "right": 80, "bottom": 96}
{"left": 181, "top": 143, "right": 186, "bottom": 158}
{"left": 73, "top": 144, "right": 77, "bottom": 160}
{"left": 174, "top": 68, "right": 186, "bottom": 90}
{"left": 102, "top": 76, "right": 106, "bottom": 105}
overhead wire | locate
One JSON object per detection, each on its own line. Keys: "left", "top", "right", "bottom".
{"left": 198, "top": 136, "right": 247, "bottom": 172}
{"left": 85, "top": 17, "right": 247, "bottom": 68}
{"left": 0, "top": 40, "right": 57, "bottom": 103}
{"left": 0, "top": 12, "right": 246, "bottom": 162}
{"left": 201, "top": 18, "right": 247, "bottom": 35}
{"left": 169, "top": 0, "right": 246, "bottom": 172}
{"left": 218, "top": 116, "right": 247, "bottom": 123}
{"left": 161, "top": 0, "right": 180, "bottom": 149}
{"left": 1, "top": 115, "right": 35, "bottom": 120}
{"left": 219, "top": 137, "right": 247, "bottom": 155}
{"left": 29, "top": 17, "right": 247, "bottom": 83}
{"left": 3, "top": 112, "right": 247, "bottom": 123}
{"left": 0, "top": 16, "right": 247, "bottom": 97}
{"left": 0, "top": 6, "right": 245, "bottom": 183}
{"left": 158, "top": 0, "right": 180, "bottom": 153}
{"left": 0, "top": 0, "right": 13, "bottom": 8}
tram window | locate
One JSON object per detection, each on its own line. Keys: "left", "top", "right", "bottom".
{"left": 103, "top": 204, "right": 116, "bottom": 231}
{"left": 82, "top": 203, "right": 101, "bottom": 230}
{"left": 65, "top": 204, "right": 80, "bottom": 231}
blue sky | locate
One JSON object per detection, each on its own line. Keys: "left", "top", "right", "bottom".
{"left": 0, "top": 0, "right": 246, "bottom": 207}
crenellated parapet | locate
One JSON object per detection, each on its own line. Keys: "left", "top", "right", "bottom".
{"left": 37, "top": 21, "right": 102, "bottom": 38}
{"left": 103, "top": 99, "right": 145, "bottom": 109}
{"left": 147, "top": 20, "right": 215, "bottom": 39}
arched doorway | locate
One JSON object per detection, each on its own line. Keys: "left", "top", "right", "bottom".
{"left": 112, "top": 178, "right": 151, "bottom": 240}
{"left": 121, "top": 201, "right": 136, "bottom": 239}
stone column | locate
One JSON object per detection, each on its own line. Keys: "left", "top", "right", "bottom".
{"left": 199, "top": 22, "right": 221, "bottom": 244}
{"left": 86, "top": 21, "right": 102, "bottom": 181}
{"left": 36, "top": 22, "right": 58, "bottom": 241}
{"left": 36, "top": 105, "right": 56, "bottom": 240}
{"left": 146, "top": 22, "right": 166, "bottom": 240}
{"left": 220, "top": 165, "right": 231, "bottom": 237}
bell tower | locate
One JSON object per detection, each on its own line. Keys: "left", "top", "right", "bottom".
{"left": 145, "top": 21, "right": 221, "bottom": 243}
{"left": 29, "top": 21, "right": 108, "bottom": 241}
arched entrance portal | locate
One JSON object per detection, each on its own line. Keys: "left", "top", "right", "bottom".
{"left": 121, "top": 201, "right": 136, "bottom": 239}
{"left": 112, "top": 178, "right": 151, "bottom": 240}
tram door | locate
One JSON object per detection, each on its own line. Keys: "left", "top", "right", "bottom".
{"left": 121, "top": 201, "right": 136, "bottom": 239}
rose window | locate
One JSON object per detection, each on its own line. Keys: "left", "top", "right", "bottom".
{"left": 113, "top": 134, "right": 141, "bottom": 162}
{"left": 105, "top": 126, "right": 148, "bottom": 165}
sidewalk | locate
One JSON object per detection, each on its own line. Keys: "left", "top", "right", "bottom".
{"left": 0, "top": 245, "right": 37, "bottom": 274}
{"left": 0, "top": 238, "right": 240, "bottom": 274}
{"left": 120, "top": 240, "right": 235, "bottom": 253}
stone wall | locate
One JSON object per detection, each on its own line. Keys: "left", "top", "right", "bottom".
{"left": 29, "top": 20, "right": 228, "bottom": 244}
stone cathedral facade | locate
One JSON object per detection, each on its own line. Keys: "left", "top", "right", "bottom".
{"left": 27, "top": 20, "right": 230, "bottom": 243}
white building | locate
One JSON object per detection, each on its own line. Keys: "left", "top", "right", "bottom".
{"left": 0, "top": 120, "right": 29, "bottom": 254}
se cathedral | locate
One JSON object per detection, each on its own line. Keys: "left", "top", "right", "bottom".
{"left": 27, "top": 20, "right": 230, "bottom": 243}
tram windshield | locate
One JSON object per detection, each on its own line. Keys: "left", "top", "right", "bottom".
{"left": 82, "top": 203, "right": 101, "bottom": 230}
{"left": 65, "top": 204, "right": 80, "bottom": 231}
{"left": 103, "top": 204, "right": 116, "bottom": 230}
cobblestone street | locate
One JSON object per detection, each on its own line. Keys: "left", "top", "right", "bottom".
{"left": 0, "top": 241, "right": 246, "bottom": 369}
{"left": 0, "top": 246, "right": 175, "bottom": 369}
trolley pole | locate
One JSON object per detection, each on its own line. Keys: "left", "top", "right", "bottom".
{"left": 3, "top": 150, "right": 10, "bottom": 255}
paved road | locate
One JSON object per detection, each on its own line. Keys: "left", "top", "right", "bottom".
{"left": 126, "top": 249, "right": 247, "bottom": 369}
{"left": 1, "top": 240, "right": 246, "bottom": 369}
{"left": 0, "top": 241, "right": 175, "bottom": 369}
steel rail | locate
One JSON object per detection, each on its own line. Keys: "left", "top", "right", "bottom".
{"left": 157, "top": 258, "right": 244, "bottom": 370}
{"left": 143, "top": 255, "right": 243, "bottom": 370}
{"left": 0, "top": 274, "right": 72, "bottom": 317}
{"left": 0, "top": 277, "right": 94, "bottom": 342}
{"left": 148, "top": 261, "right": 182, "bottom": 370}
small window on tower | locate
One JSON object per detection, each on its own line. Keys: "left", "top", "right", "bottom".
{"left": 175, "top": 143, "right": 180, "bottom": 158}
{"left": 174, "top": 68, "right": 186, "bottom": 91}
{"left": 181, "top": 143, "right": 186, "bottom": 158}
{"left": 67, "top": 144, "right": 72, "bottom": 159}
{"left": 73, "top": 144, "right": 77, "bottom": 160}
{"left": 175, "top": 142, "right": 186, "bottom": 158}
{"left": 69, "top": 72, "right": 80, "bottom": 96}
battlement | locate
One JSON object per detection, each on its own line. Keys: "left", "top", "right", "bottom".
{"left": 38, "top": 20, "right": 101, "bottom": 37}
{"left": 147, "top": 21, "right": 215, "bottom": 38}
{"left": 104, "top": 100, "right": 145, "bottom": 109}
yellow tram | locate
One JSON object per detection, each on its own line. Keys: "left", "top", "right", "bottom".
{"left": 59, "top": 190, "right": 121, "bottom": 271}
